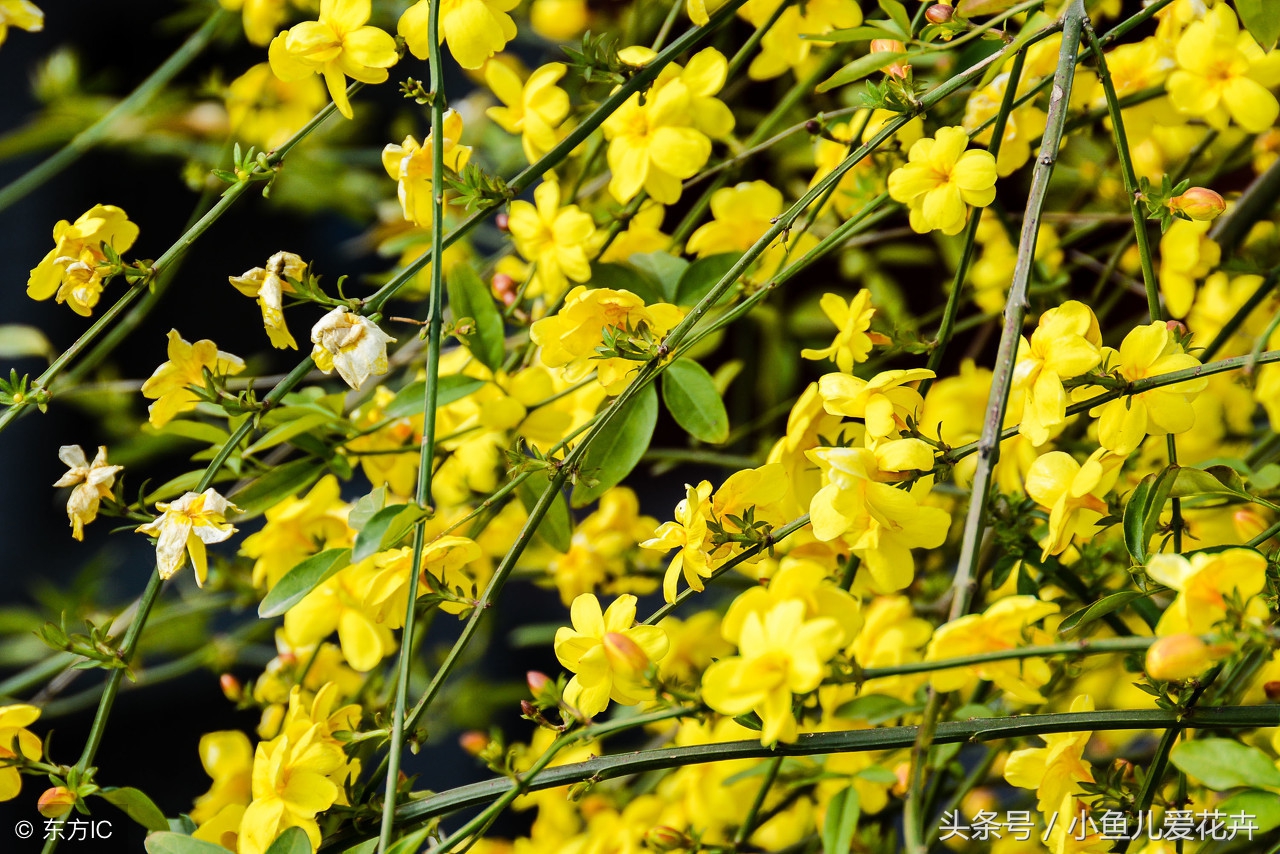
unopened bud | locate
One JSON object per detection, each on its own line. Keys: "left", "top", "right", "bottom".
{"left": 805, "top": 119, "right": 822, "bottom": 135}
{"left": 1234, "top": 509, "right": 1270, "bottom": 541}
{"left": 38, "top": 787, "right": 76, "bottom": 819}
{"left": 1165, "top": 319, "right": 1188, "bottom": 335}
{"left": 870, "top": 39, "right": 910, "bottom": 78}
{"left": 1168, "top": 187, "right": 1226, "bottom": 222}
{"left": 527, "top": 670, "right": 550, "bottom": 695}
{"left": 492, "top": 273, "right": 518, "bottom": 306}
{"left": 892, "top": 761, "right": 911, "bottom": 797}
{"left": 520, "top": 699, "right": 539, "bottom": 719}
{"left": 219, "top": 673, "right": 242, "bottom": 703}
{"left": 603, "top": 631, "right": 651, "bottom": 675}
{"left": 1265, "top": 681, "right": 1280, "bottom": 701}
{"left": 459, "top": 731, "right": 490, "bottom": 755}
{"left": 645, "top": 826, "right": 691, "bottom": 851}
{"left": 926, "top": 3, "right": 954, "bottom": 23}
{"left": 1146, "top": 633, "right": 1212, "bottom": 682}
{"left": 495, "top": 212, "right": 510, "bottom": 232}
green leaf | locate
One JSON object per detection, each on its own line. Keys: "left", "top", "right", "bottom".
{"left": 351, "top": 503, "right": 430, "bottom": 561}
{"left": 339, "top": 840, "right": 380, "bottom": 854}
{"left": 662, "top": 359, "right": 730, "bottom": 444}
{"left": 517, "top": 478, "right": 573, "bottom": 553}
{"left": 1057, "top": 590, "right": 1147, "bottom": 637}
{"left": 387, "top": 375, "right": 487, "bottom": 419}
{"left": 348, "top": 486, "right": 388, "bottom": 531}
{"left": 817, "top": 51, "right": 908, "bottom": 93}
{"left": 0, "top": 324, "right": 54, "bottom": 361}
{"left": 628, "top": 252, "right": 689, "bottom": 303}
{"left": 675, "top": 254, "right": 737, "bottom": 307}
{"left": 244, "top": 412, "right": 336, "bottom": 456}
{"left": 386, "top": 827, "right": 435, "bottom": 854}
{"left": 878, "top": 0, "right": 911, "bottom": 38}
{"left": 258, "top": 548, "right": 351, "bottom": 618}
{"left": 834, "top": 693, "right": 918, "bottom": 724}
{"left": 957, "top": 0, "right": 1022, "bottom": 16}
{"left": 447, "top": 262, "right": 506, "bottom": 371}
{"left": 1170, "top": 738, "right": 1280, "bottom": 790}
{"left": 855, "top": 765, "right": 899, "bottom": 784}
{"left": 571, "top": 385, "right": 659, "bottom": 507}
{"left": 1219, "top": 790, "right": 1280, "bottom": 833}
{"left": 589, "top": 262, "right": 665, "bottom": 305}
{"left": 229, "top": 458, "right": 326, "bottom": 520}
{"left": 145, "top": 832, "right": 232, "bottom": 854}
{"left": 822, "top": 786, "right": 861, "bottom": 854}
{"left": 1238, "top": 0, "right": 1280, "bottom": 51}
{"left": 1173, "top": 465, "right": 1269, "bottom": 505}
{"left": 153, "top": 421, "right": 230, "bottom": 445}
{"left": 265, "top": 827, "right": 313, "bottom": 854}
{"left": 99, "top": 787, "right": 168, "bottom": 831}
{"left": 1122, "top": 465, "right": 1179, "bottom": 563}
{"left": 804, "top": 23, "right": 902, "bottom": 42}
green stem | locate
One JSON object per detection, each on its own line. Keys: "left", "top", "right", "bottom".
{"left": 0, "top": 9, "right": 231, "bottom": 213}
{"left": 733, "top": 756, "right": 783, "bottom": 850}
{"left": 1210, "top": 148, "right": 1280, "bottom": 252}
{"left": 1201, "top": 267, "right": 1280, "bottom": 363}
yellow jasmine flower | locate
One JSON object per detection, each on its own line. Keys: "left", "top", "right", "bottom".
{"left": 529, "top": 0, "right": 586, "bottom": 40}
{"left": 381, "top": 110, "right": 472, "bottom": 227}
{"left": 656, "top": 610, "right": 733, "bottom": 684}
{"left": 554, "top": 593, "right": 670, "bottom": 718}
{"left": 599, "top": 199, "right": 671, "bottom": 263}
{"left": 642, "top": 481, "right": 714, "bottom": 602}
{"left": 239, "top": 475, "right": 353, "bottom": 589}
{"left": 220, "top": 0, "right": 287, "bottom": 46}
{"left": 745, "top": 0, "right": 863, "bottom": 81}
{"left": 284, "top": 562, "right": 397, "bottom": 672}
{"left": 229, "top": 251, "right": 306, "bottom": 350}
{"left": 268, "top": 0, "right": 398, "bottom": 120}
{"left": 0, "top": 704, "right": 41, "bottom": 802}
{"left": 27, "top": 204, "right": 138, "bottom": 317}
{"left": 485, "top": 61, "right": 570, "bottom": 163}
{"left": 1167, "top": 4, "right": 1280, "bottom": 133}
{"left": 140, "top": 329, "right": 246, "bottom": 428}
{"left": 818, "top": 368, "right": 933, "bottom": 440}
{"left": 1158, "top": 217, "right": 1220, "bottom": 319}
{"left": 924, "top": 595, "right": 1060, "bottom": 704}
{"left": 361, "top": 536, "right": 483, "bottom": 619}
{"left": 345, "top": 387, "right": 420, "bottom": 498}
{"left": 969, "top": 212, "right": 1062, "bottom": 314}
{"left": 53, "top": 444, "right": 122, "bottom": 541}
{"left": 191, "top": 731, "right": 253, "bottom": 826}
{"left": 136, "top": 488, "right": 240, "bottom": 586}
{"left": 1004, "top": 694, "right": 1096, "bottom": 813}
{"left": 1144, "top": 548, "right": 1268, "bottom": 635}
{"left": 399, "top": 0, "right": 518, "bottom": 71}
{"left": 1011, "top": 300, "right": 1103, "bottom": 446}
{"left": 0, "top": 1, "right": 40, "bottom": 46}
{"left": 545, "top": 487, "right": 660, "bottom": 605}
{"left": 508, "top": 181, "right": 597, "bottom": 301}
{"left": 701, "top": 599, "right": 843, "bottom": 745}
{"left": 529, "top": 286, "right": 684, "bottom": 394}
{"left": 962, "top": 72, "right": 1047, "bottom": 177}
{"left": 1024, "top": 448, "right": 1123, "bottom": 559}
{"left": 849, "top": 595, "right": 933, "bottom": 700}
{"left": 1089, "top": 322, "right": 1207, "bottom": 456}
{"left": 888, "top": 126, "right": 997, "bottom": 235}
{"left": 310, "top": 307, "right": 396, "bottom": 390}
{"left": 721, "top": 556, "right": 862, "bottom": 648}
{"left": 805, "top": 443, "right": 949, "bottom": 592}
{"left": 686, "top": 180, "right": 817, "bottom": 284}
{"left": 238, "top": 726, "right": 346, "bottom": 854}
{"left": 226, "top": 63, "right": 328, "bottom": 151}
{"left": 801, "top": 290, "right": 876, "bottom": 373}
{"left": 1146, "top": 633, "right": 1214, "bottom": 681}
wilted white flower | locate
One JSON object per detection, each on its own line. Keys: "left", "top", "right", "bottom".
{"left": 135, "top": 489, "right": 239, "bottom": 586}
{"left": 310, "top": 306, "right": 396, "bottom": 390}
{"left": 53, "top": 445, "right": 122, "bottom": 541}
{"left": 229, "top": 251, "right": 306, "bottom": 349}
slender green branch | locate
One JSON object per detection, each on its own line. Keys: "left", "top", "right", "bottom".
{"left": 733, "top": 756, "right": 783, "bottom": 849}
{"left": 1201, "top": 267, "right": 1280, "bottom": 363}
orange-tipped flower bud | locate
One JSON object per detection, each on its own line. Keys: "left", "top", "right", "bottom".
{"left": 1168, "top": 187, "right": 1226, "bottom": 221}
{"left": 603, "top": 631, "right": 651, "bottom": 675}
{"left": 926, "top": 3, "right": 954, "bottom": 23}
{"left": 1265, "top": 681, "right": 1280, "bottom": 701}
{"left": 495, "top": 212, "right": 510, "bottom": 232}
{"left": 492, "top": 273, "right": 518, "bottom": 306}
{"left": 459, "top": 731, "right": 490, "bottom": 755}
{"left": 870, "top": 39, "right": 911, "bottom": 77}
{"left": 645, "top": 826, "right": 691, "bottom": 851}
{"left": 527, "top": 670, "right": 550, "bottom": 695}
{"left": 219, "top": 673, "right": 242, "bottom": 703}
{"left": 38, "top": 787, "right": 76, "bottom": 819}
{"left": 1146, "top": 633, "right": 1212, "bottom": 682}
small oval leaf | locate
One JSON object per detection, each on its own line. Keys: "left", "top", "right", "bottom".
{"left": 145, "top": 833, "right": 234, "bottom": 854}
{"left": 662, "top": 358, "right": 729, "bottom": 444}
{"left": 258, "top": 548, "right": 352, "bottom": 618}
{"left": 99, "top": 787, "right": 168, "bottom": 831}
{"left": 351, "top": 504, "right": 429, "bottom": 562}
{"left": 571, "top": 385, "right": 659, "bottom": 508}
{"left": 447, "top": 263, "right": 506, "bottom": 371}
{"left": 517, "top": 478, "right": 573, "bottom": 553}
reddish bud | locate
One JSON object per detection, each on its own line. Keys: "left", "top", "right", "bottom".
{"left": 527, "top": 670, "right": 550, "bottom": 695}
{"left": 1146, "top": 633, "right": 1212, "bottom": 682}
{"left": 870, "top": 39, "right": 910, "bottom": 78}
{"left": 459, "top": 731, "right": 490, "bottom": 755}
{"left": 603, "top": 631, "right": 651, "bottom": 675}
{"left": 38, "top": 787, "right": 76, "bottom": 819}
{"left": 495, "top": 212, "right": 510, "bottom": 232}
{"left": 1265, "top": 681, "right": 1280, "bottom": 701}
{"left": 645, "top": 826, "right": 691, "bottom": 851}
{"left": 1168, "top": 187, "right": 1226, "bottom": 221}
{"left": 492, "top": 272, "right": 518, "bottom": 306}
{"left": 219, "top": 673, "right": 242, "bottom": 703}
{"left": 925, "top": 3, "right": 954, "bottom": 23}
{"left": 1165, "top": 319, "right": 1188, "bottom": 335}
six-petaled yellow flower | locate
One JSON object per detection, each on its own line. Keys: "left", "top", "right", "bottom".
{"left": 554, "top": 593, "right": 670, "bottom": 718}
{"left": 888, "top": 126, "right": 997, "bottom": 235}
{"left": 400, "top": 0, "right": 518, "bottom": 70}
{"left": 136, "top": 488, "right": 240, "bottom": 586}
{"left": 140, "top": 330, "right": 246, "bottom": 428}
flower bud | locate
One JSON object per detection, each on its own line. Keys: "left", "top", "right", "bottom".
{"left": 219, "top": 673, "right": 242, "bottom": 703}
{"left": 603, "top": 631, "right": 651, "bottom": 675}
{"left": 492, "top": 273, "right": 518, "bottom": 306}
{"left": 527, "top": 670, "right": 550, "bottom": 695}
{"left": 645, "top": 826, "right": 691, "bottom": 851}
{"left": 495, "top": 212, "right": 510, "bottom": 232}
{"left": 1265, "top": 681, "right": 1280, "bottom": 701}
{"left": 1168, "top": 187, "right": 1226, "bottom": 222}
{"left": 459, "top": 731, "right": 490, "bottom": 755}
{"left": 926, "top": 3, "right": 954, "bottom": 23}
{"left": 1165, "top": 319, "right": 1188, "bottom": 336}
{"left": 870, "top": 39, "right": 910, "bottom": 78}
{"left": 1146, "top": 633, "right": 1211, "bottom": 682}
{"left": 38, "top": 787, "right": 76, "bottom": 819}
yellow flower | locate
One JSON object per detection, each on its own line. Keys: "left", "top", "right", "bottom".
{"left": 400, "top": 0, "right": 518, "bottom": 71}
{"left": 345, "top": 387, "right": 420, "bottom": 497}
{"left": 1024, "top": 448, "right": 1123, "bottom": 559}
{"left": 238, "top": 725, "right": 346, "bottom": 854}
{"left": 508, "top": 181, "right": 597, "bottom": 301}
{"left": 220, "top": 0, "right": 287, "bottom": 46}
{"left": 1144, "top": 548, "right": 1268, "bottom": 635}
{"left": 485, "top": 61, "right": 570, "bottom": 163}
{"left": 381, "top": 110, "right": 472, "bottom": 227}
{"left": 0, "top": 704, "right": 41, "bottom": 802}
{"left": 310, "top": 307, "right": 396, "bottom": 390}
{"left": 745, "top": 0, "right": 863, "bottom": 81}
{"left": 239, "top": 475, "right": 353, "bottom": 589}
{"left": 1004, "top": 694, "right": 1095, "bottom": 813}
{"left": 529, "top": 0, "right": 586, "bottom": 40}
{"left": 602, "top": 49, "right": 732, "bottom": 204}
{"left": 554, "top": 593, "right": 670, "bottom": 718}
{"left": 1158, "top": 218, "right": 1220, "bottom": 319}
{"left": 686, "top": 180, "right": 817, "bottom": 284}
{"left": 1011, "top": 300, "right": 1103, "bottom": 446}
{"left": 546, "top": 487, "right": 660, "bottom": 605}
{"left": 1088, "top": 322, "right": 1208, "bottom": 455}
{"left": 800, "top": 291, "right": 877, "bottom": 373}
{"left": 970, "top": 211, "right": 1062, "bottom": 315}
{"left": 721, "top": 556, "right": 862, "bottom": 648}
{"left": 924, "top": 595, "right": 1060, "bottom": 704}
{"left": 285, "top": 562, "right": 397, "bottom": 672}
{"left": 849, "top": 596, "right": 933, "bottom": 700}
{"left": 229, "top": 251, "right": 306, "bottom": 349}
{"left": 27, "top": 204, "right": 139, "bottom": 316}
{"left": 642, "top": 481, "right": 715, "bottom": 602}
{"left": 701, "top": 599, "right": 842, "bottom": 745}
{"left": 529, "top": 286, "right": 684, "bottom": 394}
{"left": 888, "top": 126, "right": 997, "bottom": 235}
{"left": 817, "top": 368, "right": 933, "bottom": 440}
{"left": 226, "top": 63, "right": 328, "bottom": 151}
{"left": 599, "top": 199, "right": 671, "bottom": 263}
{"left": 136, "top": 489, "right": 239, "bottom": 586}
{"left": 962, "top": 73, "right": 1047, "bottom": 177}
{"left": 805, "top": 443, "right": 948, "bottom": 592}
{"left": 191, "top": 731, "right": 253, "bottom": 826}
{"left": 1167, "top": 4, "right": 1280, "bottom": 133}
{"left": 0, "top": 0, "right": 42, "bottom": 47}
{"left": 140, "top": 329, "right": 246, "bottom": 428}
{"left": 53, "top": 445, "right": 122, "bottom": 541}
{"left": 268, "top": 0, "right": 398, "bottom": 120}
{"left": 362, "top": 536, "right": 484, "bottom": 619}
